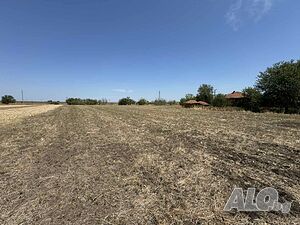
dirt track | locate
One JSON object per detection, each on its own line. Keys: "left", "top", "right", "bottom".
{"left": 0, "top": 105, "right": 299, "bottom": 224}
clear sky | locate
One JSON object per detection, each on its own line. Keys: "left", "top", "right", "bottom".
{"left": 0, "top": 0, "right": 299, "bottom": 102}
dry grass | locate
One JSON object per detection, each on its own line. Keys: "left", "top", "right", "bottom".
{"left": 0, "top": 105, "right": 299, "bottom": 224}
{"left": 0, "top": 105, "right": 61, "bottom": 125}
{"left": 0, "top": 104, "right": 33, "bottom": 108}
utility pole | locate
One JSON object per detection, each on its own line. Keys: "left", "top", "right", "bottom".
{"left": 158, "top": 90, "right": 161, "bottom": 100}
{"left": 21, "top": 89, "right": 24, "bottom": 103}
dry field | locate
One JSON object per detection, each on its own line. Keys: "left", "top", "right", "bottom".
{"left": 0, "top": 105, "right": 299, "bottom": 225}
{"left": 0, "top": 105, "right": 61, "bottom": 125}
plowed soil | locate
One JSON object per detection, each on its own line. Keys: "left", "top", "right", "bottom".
{"left": 0, "top": 105, "right": 299, "bottom": 224}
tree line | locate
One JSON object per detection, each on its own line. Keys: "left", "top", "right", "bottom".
{"left": 64, "top": 97, "right": 177, "bottom": 106}
{"left": 2, "top": 60, "right": 299, "bottom": 113}
{"left": 65, "top": 98, "right": 108, "bottom": 105}
{"left": 179, "top": 60, "right": 300, "bottom": 113}
{"left": 118, "top": 97, "right": 177, "bottom": 105}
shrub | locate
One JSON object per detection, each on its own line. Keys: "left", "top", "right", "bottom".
{"left": 137, "top": 98, "right": 148, "bottom": 105}
{"left": 242, "top": 87, "right": 262, "bottom": 112}
{"left": 168, "top": 100, "right": 177, "bottom": 105}
{"left": 212, "top": 94, "right": 228, "bottom": 107}
{"left": 153, "top": 99, "right": 167, "bottom": 105}
{"left": 66, "top": 98, "right": 83, "bottom": 105}
{"left": 180, "top": 94, "right": 196, "bottom": 105}
{"left": 179, "top": 98, "right": 186, "bottom": 106}
{"left": 47, "top": 100, "right": 60, "bottom": 105}
{"left": 1, "top": 95, "right": 16, "bottom": 104}
{"left": 84, "top": 99, "right": 98, "bottom": 105}
{"left": 118, "top": 97, "right": 135, "bottom": 105}
{"left": 98, "top": 99, "right": 108, "bottom": 105}
{"left": 66, "top": 98, "right": 97, "bottom": 105}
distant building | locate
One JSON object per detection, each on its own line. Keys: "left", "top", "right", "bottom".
{"left": 184, "top": 100, "right": 209, "bottom": 108}
{"left": 225, "top": 91, "right": 244, "bottom": 99}
{"left": 225, "top": 91, "right": 245, "bottom": 106}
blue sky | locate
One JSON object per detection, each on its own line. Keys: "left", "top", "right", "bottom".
{"left": 0, "top": 0, "right": 299, "bottom": 101}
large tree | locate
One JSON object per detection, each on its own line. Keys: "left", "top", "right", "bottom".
{"left": 242, "top": 87, "right": 262, "bottom": 112}
{"left": 212, "top": 94, "right": 228, "bottom": 107}
{"left": 1, "top": 95, "right": 16, "bottom": 104}
{"left": 137, "top": 98, "right": 148, "bottom": 105}
{"left": 256, "top": 60, "right": 300, "bottom": 111}
{"left": 118, "top": 97, "right": 135, "bottom": 105}
{"left": 196, "top": 84, "right": 214, "bottom": 104}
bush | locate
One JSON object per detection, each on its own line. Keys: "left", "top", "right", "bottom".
{"left": 180, "top": 94, "right": 197, "bottom": 105}
{"left": 66, "top": 98, "right": 97, "bottom": 105}
{"left": 118, "top": 97, "right": 135, "bottom": 105}
{"left": 66, "top": 98, "right": 82, "bottom": 105}
{"left": 167, "top": 100, "right": 177, "bottom": 105}
{"left": 98, "top": 99, "right": 108, "bottom": 105}
{"left": 179, "top": 98, "right": 186, "bottom": 106}
{"left": 212, "top": 94, "right": 228, "bottom": 107}
{"left": 180, "top": 94, "right": 196, "bottom": 105}
{"left": 84, "top": 99, "right": 98, "bottom": 105}
{"left": 47, "top": 100, "right": 60, "bottom": 105}
{"left": 1, "top": 95, "right": 16, "bottom": 104}
{"left": 137, "top": 98, "right": 148, "bottom": 105}
{"left": 153, "top": 99, "right": 167, "bottom": 105}
{"left": 242, "top": 87, "right": 262, "bottom": 112}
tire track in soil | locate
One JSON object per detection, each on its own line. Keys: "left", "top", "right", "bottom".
{"left": 92, "top": 106, "right": 300, "bottom": 224}
{"left": 1, "top": 106, "right": 140, "bottom": 224}
{"left": 0, "top": 106, "right": 223, "bottom": 224}
{"left": 79, "top": 106, "right": 226, "bottom": 224}
{"left": 0, "top": 106, "right": 299, "bottom": 225}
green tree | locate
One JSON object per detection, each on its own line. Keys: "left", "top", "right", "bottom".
{"left": 118, "top": 97, "right": 136, "bottom": 105}
{"left": 185, "top": 94, "right": 195, "bottom": 101}
{"left": 1, "top": 95, "right": 16, "bottom": 104}
{"left": 66, "top": 98, "right": 83, "bottom": 105}
{"left": 66, "top": 98, "right": 97, "bottom": 105}
{"left": 242, "top": 87, "right": 262, "bottom": 112}
{"left": 153, "top": 99, "right": 167, "bottom": 105}
{"left": 47, "top": 100, "right": 60, "bottom": 105}
{"left": 84, "top": 99, "right": 98, "bottom": 105}
{"left": 196, "top": 84, "right": 214, "bottom": 104}
{"left": 256, "top": 60, "right": 300, "bottom": 112}
{"left": 167, "top": 100, "right": 177, "bottom": 105}
{"left": 179, "top": 94, "right": 195, "bottom": 105}
{"left": 137, "top": 98, "right": 148, "bottom": 105}
{"left": 98, "top": 99, "right": 108, "bottom": 105}
{"left": 212, "top": 94, "right": 228, "bottom": 107}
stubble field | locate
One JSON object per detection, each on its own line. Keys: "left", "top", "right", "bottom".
{"left": 0, "top": 105, "right": 299, "bottom": 224}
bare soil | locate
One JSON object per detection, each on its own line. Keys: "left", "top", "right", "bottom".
{"left": 0, "top": 105, "right": 299, "bottom": 224}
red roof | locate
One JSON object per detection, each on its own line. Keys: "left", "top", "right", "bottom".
{"left": 185, "top": 100, "right": 198, "bottom": 104}
{"left": 197, "top": 101, "right": 210, "bottom": 106}
{"left": 185, "top": 100, "right": 209, "bottom": 106}
{"left": 225, "top": 91, "right": 245, "bottom": 99}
